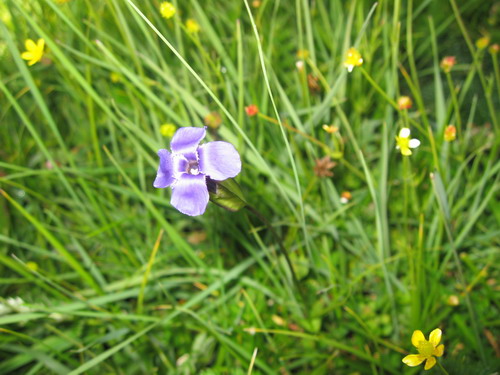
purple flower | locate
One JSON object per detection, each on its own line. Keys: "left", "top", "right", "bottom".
{"left": 154, "top": 127, "right": 241, "bottom": 216}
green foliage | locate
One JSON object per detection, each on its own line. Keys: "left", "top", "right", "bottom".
{"left": 0, "top": 0, "right": 499, "bottom": 374}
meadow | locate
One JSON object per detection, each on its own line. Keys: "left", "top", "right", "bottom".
{"left": 0, "top": 0, "right": 499, "bottom": 374}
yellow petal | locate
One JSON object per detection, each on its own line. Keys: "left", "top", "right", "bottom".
{"left": 402, "top": 354, "right": 425, "bottom": 367}
{"left": 37, "top": 38, "right": 45, "bottom": 50}
{"left": 424, "top": 356, "right": 436, "bottom": 370}
{"left": 401, "top": 147, "right": 412, "bottom": 156}
{"left": 27, "top": 59, "right": 37, "bottom": 66}
{"left": 25, "top": 39, "right": 36, "bottom": 51}
{"left": 410, "top": 332, "right": 426, "bottom": 348}
{"left": 21, "top": 52, "right": 33, "bottom": 60}
{"left": 429, "top": 328, "right": 442, "bottom": 346}
{"left": 411, "top": 330, "right": 425, "bottom": 347}
{"left": 433, "top": 344, "right": 444, "bottom": 357}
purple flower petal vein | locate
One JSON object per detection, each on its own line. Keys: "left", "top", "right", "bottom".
{"left": 154, "top": 127, "right": 241, "bottom": 216}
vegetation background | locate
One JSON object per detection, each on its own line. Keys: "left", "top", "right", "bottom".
{"left": 0, "top": 0, "right": 499, "bottom": 374}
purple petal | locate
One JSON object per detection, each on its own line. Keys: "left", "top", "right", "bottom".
{"left": 170, "top": 127, "right": 206, "bottom": 154}
{"left": 153, "top": 149, "right": 175, "bottom": 188}
{"left": 198, "top": 141, "right": 241, "bottom": 181}
{"left": 172, "top": 154, "right": 188, "bottom": 179}
{"left": 170, "top": 174, "right": 209, "bottom": 216}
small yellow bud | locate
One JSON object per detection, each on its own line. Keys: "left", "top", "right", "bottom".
{"left": 271, "top": 315, "right": 286, "bottom": 326}
{"left": 489, "top": 43, "right": 500, "bottom": 54}
{"left": 397, "top": 96, "right": 413, "bottom": 110}
{"left": 26, "top": 261, "right": 38, "bottom": 272}
{"left": 159, "top": 2, "right": 176, "bottom": 19}
{"left": 444, "top": 125, "right": 456, "bottom": 142}
{"left": 296, "top": 49, "right": 310, "bottom": 59}
{"left": 204, "top": 111, "right": 222, "bottom": 129}
{"left": 440, "top": 56, "right": 456, "bottom": 73}
{"left": 476, "top": 36, "right": 490, "bottom": 50}
{"left": 322, "top": 124, "right": 338, "bottom": 134}
{"left": 186, "top": 19, "right": 200, "bottom": 34}
{"left": 160, "top": 123, "right": 176, "bottom": 137}
{"left": 447, "top": 295, "right": 459, "bottom": 306}
{"left": 110, "top": 72, "right": 121, "bottom": 83}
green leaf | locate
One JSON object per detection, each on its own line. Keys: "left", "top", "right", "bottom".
{"left": 209, "top": 178, "right": 247, "bottom": 212}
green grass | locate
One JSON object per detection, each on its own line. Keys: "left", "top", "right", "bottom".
{"left": 1, "top": 0, "right": 499, "bottom": 374}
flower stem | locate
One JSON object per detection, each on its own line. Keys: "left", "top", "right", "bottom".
{"left": 398, "top": 64, "right": 442, "bottom": 176}
{"left": 258, "top": 113, "right": 328, "bottom": 149}
{"left": 448, "top": 0, "right": 499, "bottom": 131}
{"left": 359, "top": 67, "right": 427, "bottom": 137}
{"left": 359, "top": 67, "right": 399, "bottom": 110}
{"left": 493, "top": 52, "right": 500, "bottom": 103}
{"left": 437, "top": 360, "right": 450, "bottom": 375}
{"left": 245, "top": 205, "right": 304, "bottom": 301}
{"left": 445, "top": 72, "right": 462, "bottom": 141}
{"left": 257, "top": 113, "right": 366, "bottom": 181}
{"left": 430, "top": 173, "right": 486, "bottom": 363}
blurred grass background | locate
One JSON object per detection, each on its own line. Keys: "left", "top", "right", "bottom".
{"left": 0, "top": 0, "right": 499, "bottom": 374}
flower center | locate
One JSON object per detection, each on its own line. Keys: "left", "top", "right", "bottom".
{"left": 417, "top": 341, "right": 434, "bottom": 358}
{"left": 397, "top": 136, "right": 410, "bottom": 150}
{"left": 186, "top": 160, "right": 200, "bottom": 175}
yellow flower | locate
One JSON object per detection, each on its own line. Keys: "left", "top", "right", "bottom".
{"left": 402, "top": 329, "right": 445, "bottom": 370}
{"left": 397, "top": 96, "right": 413, "bottom": 110}
{"left": 440, "top": 56, "right": 456, "bottom": 73}
{"left": 160, "top": 2, "right": 175, "bottom": 19}
{"left": 110, "top": 72, "right": 121, "bottom": 83}
{"left": 204, "top": 111, "right": 222, "bottom": 129}
{"left": 444, "top": 125, "right": 456, "bottom": 142}
{"left": 297, "top": 49, "right": 310, "bottom": 59}
{"left": 1, "top": 3, "right": 12, "bottom": 25}
{"left": 160, "top": 123, "right": 176, "bottom": 137}
{"left": 344, "top": 47, "right": 363, "bottom": 73}
{"left": 55, "top": 0, "right": 71, "bottom": 3}
{"left": 186, "top": 19, "right": 200, "bottom": 34}
{"left": 489, "top": 43, "right": 500, "bottom": 54}
{"left": 271, "top": 315, "right": 285, "bottom": 326}
{"left": 21, "top": 38, "right": 45, "bottom": 66}
{"left": 26, "top": 261, "right": 38, "bottom": 272}
{"left": 476, "top": 35, "right": 490, "bottom": 50}
{"left": 322, "top": 124, "right": 338, "bottom": 134}
{"left": 395, "top": 128, "right": 420, "bottom": 156}
{"left": 340, "top": 191, "right": 352, "bottom": 204}
{"left": 447, "top": 295, "right": 459, "bottom": 306}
